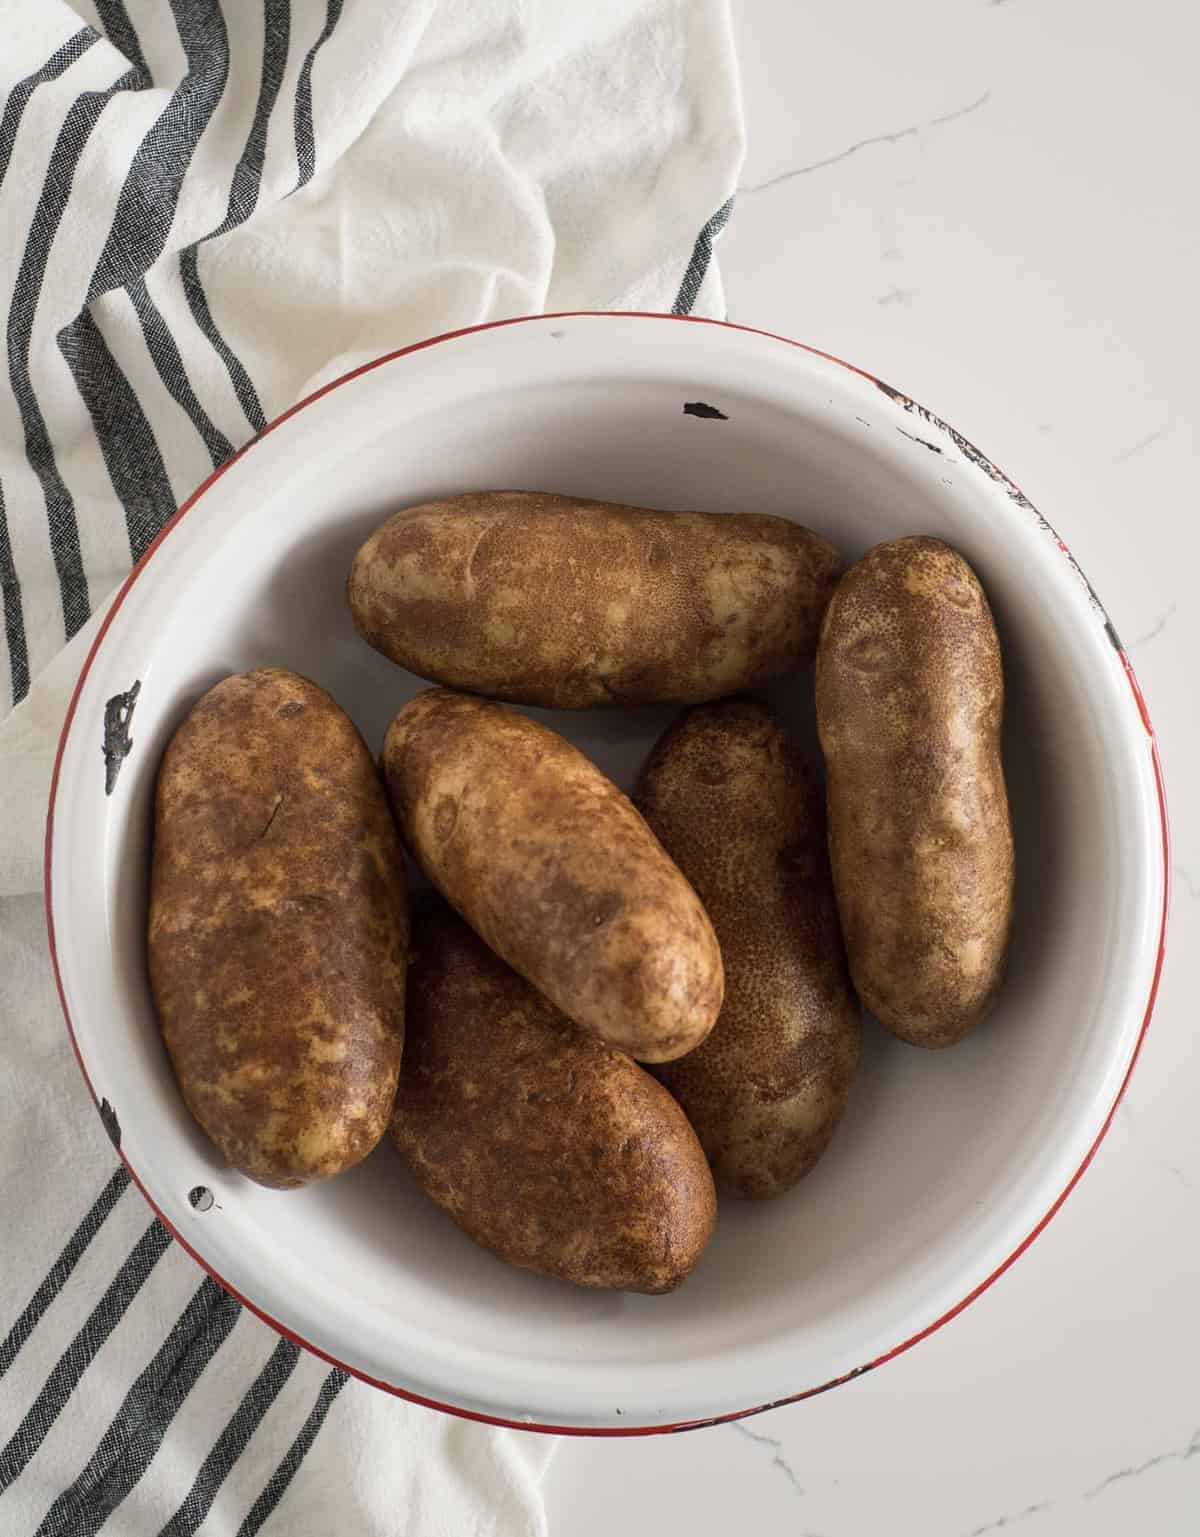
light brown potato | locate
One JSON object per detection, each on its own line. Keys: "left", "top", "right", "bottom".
{"left": 391, "top": 904, "right": 717, "bottom": 1293}
{"left": 348, "top": 490, "right": 842, "bottom": 708}
{"left": 149, "top": 668, "right": 408, "bottom": 1188}
{"left": 636, "top": 700, "right": 859, "bottom": 1200}
{"left": 382, "top": 689, "right": 723, "bottom": 1063}
{"left": 816, "top": 537, "right": 1014, "bottom": 1047}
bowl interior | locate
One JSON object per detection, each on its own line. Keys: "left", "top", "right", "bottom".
{"left": 50, "top": 316, "right": 1163, "bottom": 1429}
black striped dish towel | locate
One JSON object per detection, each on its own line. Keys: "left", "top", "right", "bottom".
{"left": 0, "top": 1, "right": 743, "bottom": 1531}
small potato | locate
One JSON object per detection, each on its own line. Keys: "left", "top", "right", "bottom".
{"left": 149, "top": 668, "right": 408, "bottom": 1188}
{"left": 816, "top": 537, "right": 1014, "bottom": 1047}
{"left": 348, "top": 490, "right": 842, "bottom": 708}
{"left": 392, "top": 904, "right": 717, "bottom": 1292}
{"left": 636, "top": 700, "right": 859, "bottom": 1199}
{"left": 382, "top": 689, "right": 723, "bottom": 1063}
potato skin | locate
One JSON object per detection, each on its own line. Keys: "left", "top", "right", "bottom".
{"left": 392, "top": 904, "right": 716, "bottom": 1292}
{"left": 815, "top": 537, "right": 1014, "bottom": 1047}
{"left": 149, "top": 668, "right": 408, "bottom": 1188}
{"left": 382, "top": 689, "right": 723, "bottom": 1063}
{"left": 348, "top": 490, "right": 842, "bottom": 708}
{"left": 636, "top": 701, "right": 859, "bottom": 1199}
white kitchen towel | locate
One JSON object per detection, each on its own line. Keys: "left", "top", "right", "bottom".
{"left": 0, "top": 1, "right": 745, "bottom": 1532}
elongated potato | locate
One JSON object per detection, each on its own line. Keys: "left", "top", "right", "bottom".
{"left": 149, "top": 668, "right": 408, "bottom": 1188}
{"left": 382, "top": 689, "right": 723, "bottom": 1063}
{"left": 392, "top": 904, "right": 717, "bottom": 1292}
{"left": 348, "top": 490, "right": 842, "bottom": 708}
{"left": 816, "top": 537, "right": 1014, "bottom": 1047}
{"left": 636, "top": 701, "right": 859, "bottom": 1199}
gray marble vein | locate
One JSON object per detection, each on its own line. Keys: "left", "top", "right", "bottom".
{"left": 739, "top": 93, "right": 991, "bottom": 195}
{"left": 1087, "top": 1429, "right": 1200, "bottom": 1497}
{"left": 1128, "top": 600, "right": 1179, "bottom": 650}
{"left": 1118, "top": 1095, "right": 1192, "bottom": 1188}
{"left": 960, "top": 1434, "right": 1200, "bottom": 1537}
{"left": 730, "top": 1420, "right": 805, "bottom": 1496}
{"left": 1113, "top": 427, "right": 1168, "bottom": 463}
{"left": 965, "top": 1498, "right": 1053, "bottom": 1535}
{"left": 1172, "top": 862, "right": 1200, "bottom": 901}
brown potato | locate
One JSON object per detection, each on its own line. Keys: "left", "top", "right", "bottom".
{"left": 382, "top": 689, "right": 723, "bottom": 1063}
{"left": 636, "top": 700, "right": 859, "bottom": 1199}
{"left": 149, "top": 668, "right": 408, "bottom": 1188}
{"left": 348, "top": 490, "right": 842, "bottom": 708}
{"left": 392, "top": 903, "right": 716, "bottom": 1292}
{"left": 815, "top": 537, "right": 1014, "bottom": 1047}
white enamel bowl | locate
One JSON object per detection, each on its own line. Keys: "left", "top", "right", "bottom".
{"left": 46, "top": 314, "right": 1168, "bottom": 1434}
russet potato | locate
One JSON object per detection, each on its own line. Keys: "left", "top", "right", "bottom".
{"left": 637, "top": 699, "right": 859, "bottom": 1199}
{"left": 149, "top": 668, "right": 408, "bottom": 1187}
{"left": 383, "top": 689, "right": 723, "bottom": 1063}
{"left": 391, "top": 903, "right": 717, "bottom": 1293}
{"left": 816, "top": 537, "right": 1014, "bottom": 1047}
{"left": 349, "top": 490, "right": 841, "bottom": 708}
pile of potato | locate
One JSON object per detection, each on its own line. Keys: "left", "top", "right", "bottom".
{"left": 149, "top": 491, "right": 1013, "bottom": 1295}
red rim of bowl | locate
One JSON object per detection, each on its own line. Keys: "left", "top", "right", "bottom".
{"left": 43, "top": 311, "right": 1171, "bottom": 1437}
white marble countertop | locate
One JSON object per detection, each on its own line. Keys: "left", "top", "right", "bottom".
{"left": 545, "top": 2, "right": 1200, "bottom": 1532}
